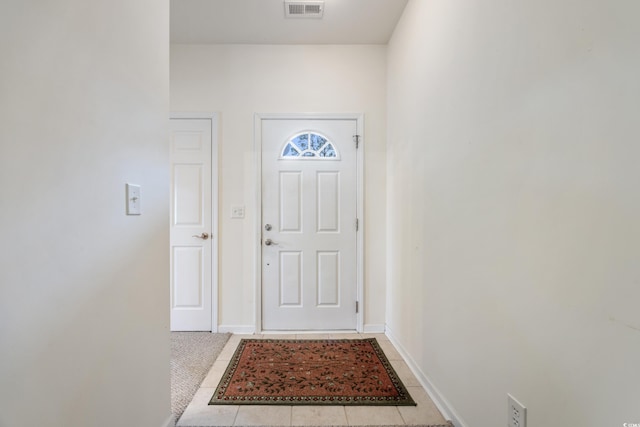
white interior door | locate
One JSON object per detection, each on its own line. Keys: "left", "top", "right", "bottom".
{"left": 170, "top": 118, "right": 214, "bottom": 331}
{"left": 262, "top": 119, "right": 358, "bottom": 330}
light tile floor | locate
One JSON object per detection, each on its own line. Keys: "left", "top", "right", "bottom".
{"left": 178, "top": 333, "right": 448, "bottom": 427}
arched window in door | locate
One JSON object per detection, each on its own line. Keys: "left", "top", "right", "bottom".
{"left": 280, "top": 132, "right": 339, "bottom": 159}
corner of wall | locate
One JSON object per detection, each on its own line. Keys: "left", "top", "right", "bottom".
{"left": 385, "top": 326, "right": 466, "bottom": 427}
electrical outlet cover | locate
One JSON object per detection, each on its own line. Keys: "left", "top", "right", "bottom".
{"left": 231, "top": 205, "right": 245, "bottom": 218}
{"left": 507, "top": 394, "right": 526, "bottom": 427}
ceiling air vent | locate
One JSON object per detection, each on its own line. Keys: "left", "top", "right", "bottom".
{"left": 284, "top": 1, "right": 324, "bottom": 19}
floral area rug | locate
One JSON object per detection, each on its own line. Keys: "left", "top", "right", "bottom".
{"left": 209, "top": 338, "right": 416, "bottom": 406}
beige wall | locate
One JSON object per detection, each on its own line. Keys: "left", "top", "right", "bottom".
{"left": 0, "top": 1, "right": 171, "bottom": 426}
{"left": 386, "top": 1, "right": 640, "bottom": 426}
{"left": 170, "top": 44, "right": 387, "bottom": 332}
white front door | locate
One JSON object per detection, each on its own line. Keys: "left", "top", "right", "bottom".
{"left": 169, "top": 118, "right": 215, "bottom": 331}
{"left": 261, "top": 119, "right": 358, "bottom": 330}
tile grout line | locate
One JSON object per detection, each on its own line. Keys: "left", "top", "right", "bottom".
{"left": 396, "top": 406, "right": 408, "bottom": 425}
{"left": 341, "top": 406, "right": 348, "bottom": 426}
{"left": 230, "top": 405, "right": 240, "bottom": 427}
{"left": 224, "top": 338, "right": 241, "bottom": 427}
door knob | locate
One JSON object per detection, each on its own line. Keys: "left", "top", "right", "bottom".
{"left": 264, "top": 238, "right": 278, "bottom": 246}
{"left": 192, "top": 232, "right": 210, "bottom": 240}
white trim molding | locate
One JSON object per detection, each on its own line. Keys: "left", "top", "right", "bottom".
{"left": 363, "top": 324, "right": 386, "bottom": 334}
{"left": 254, "top": 113, "right": 365, "bottom": 333}
{"left": 170, "top": 112, "right": 220, "bottom": 333}
{"left": 160, "top": 414, "right": 174, "bottom": 427}
{"left": 218, "top": 325, "right": 257, "bottom": 334}
{"left": 385, "top": 326, "right": 466, "bottom": 427}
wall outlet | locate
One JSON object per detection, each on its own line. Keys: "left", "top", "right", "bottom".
{"left": 231, "top": 205, "right": 245, "bottom": 219}
{"left": 508, "top": 394, "right": 526, "bottom": 427}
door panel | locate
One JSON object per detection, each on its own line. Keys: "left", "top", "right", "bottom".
{"left": 172, "top": 246, "right": 203, "bottom": 307}
{"left": 280, "top": 251, "right": 303, "bottom": 306}
{"left": 280, "top": 172, "right": 302, "bottom": 232}
{"left": 317, "top": 172, "right": 340, "bottom": 232}
{"left": 262, "top": 119, "right": 357, "bottom": 330}
{"left": 317, "top": 251, "right": 339, "bottom": 305}
{"left": 170, "top": 118, "right": 213, "bottom": 331}
{"left": 173, "top": 164, "right": 203, "bottom": 225}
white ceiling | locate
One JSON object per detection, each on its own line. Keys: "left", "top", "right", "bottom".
{"left": 170, "top": 0, "right": 408, "bottom": 44}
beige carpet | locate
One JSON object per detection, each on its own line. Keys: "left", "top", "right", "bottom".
{"left": 171, "top": 332, "right": 231, "bottom": 423}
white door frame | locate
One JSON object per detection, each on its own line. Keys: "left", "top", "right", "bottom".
{"left": 170, "top": 112, "right": 219, "bottom": 332}
{"left": 254, "top": 113, "right": 364, "bottom": 333}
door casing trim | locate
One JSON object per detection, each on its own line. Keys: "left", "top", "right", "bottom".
{"left": 254, "top": 113, "right": 365, "bottom": 333}
{"left": 170, "top": 112, "right": 219, "bottom": 333}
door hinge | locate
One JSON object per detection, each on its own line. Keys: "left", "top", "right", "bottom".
{"left": 353, "top": 134, "right": 361, "bottom": 149}
{"left": 355, "top": 218, "right": 359, "bottom": 231}
{"left": 356, "top": 301, "right": 359, "bottom": 313}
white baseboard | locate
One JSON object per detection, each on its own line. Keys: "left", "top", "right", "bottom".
{"left": 220, "top": 325, "right": 385, "bottom": 334}
{"left": 385, "top": 326, "right": 466, "bottom": 427}
{"left": 261, "top": 330, "right": 355, "bottom": 334}
{"left": 161, "top": 414, "right": 174, "bottom": 427}
{"left": 363, "top": 323, "right": 386, "bottom": 333}
{"left": 218, "top": 325, "right": 256, "bottom": 334}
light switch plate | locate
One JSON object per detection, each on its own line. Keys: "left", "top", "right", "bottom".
{"left": 126, "top": 183, "right": 141, "bottom": 215}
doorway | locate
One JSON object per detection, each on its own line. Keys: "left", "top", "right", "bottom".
{"left": 169, "top": 114, "right": 219, "bottom": 331}
{"left": 256, "top": 114, "right": 364, "bottom": 331}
